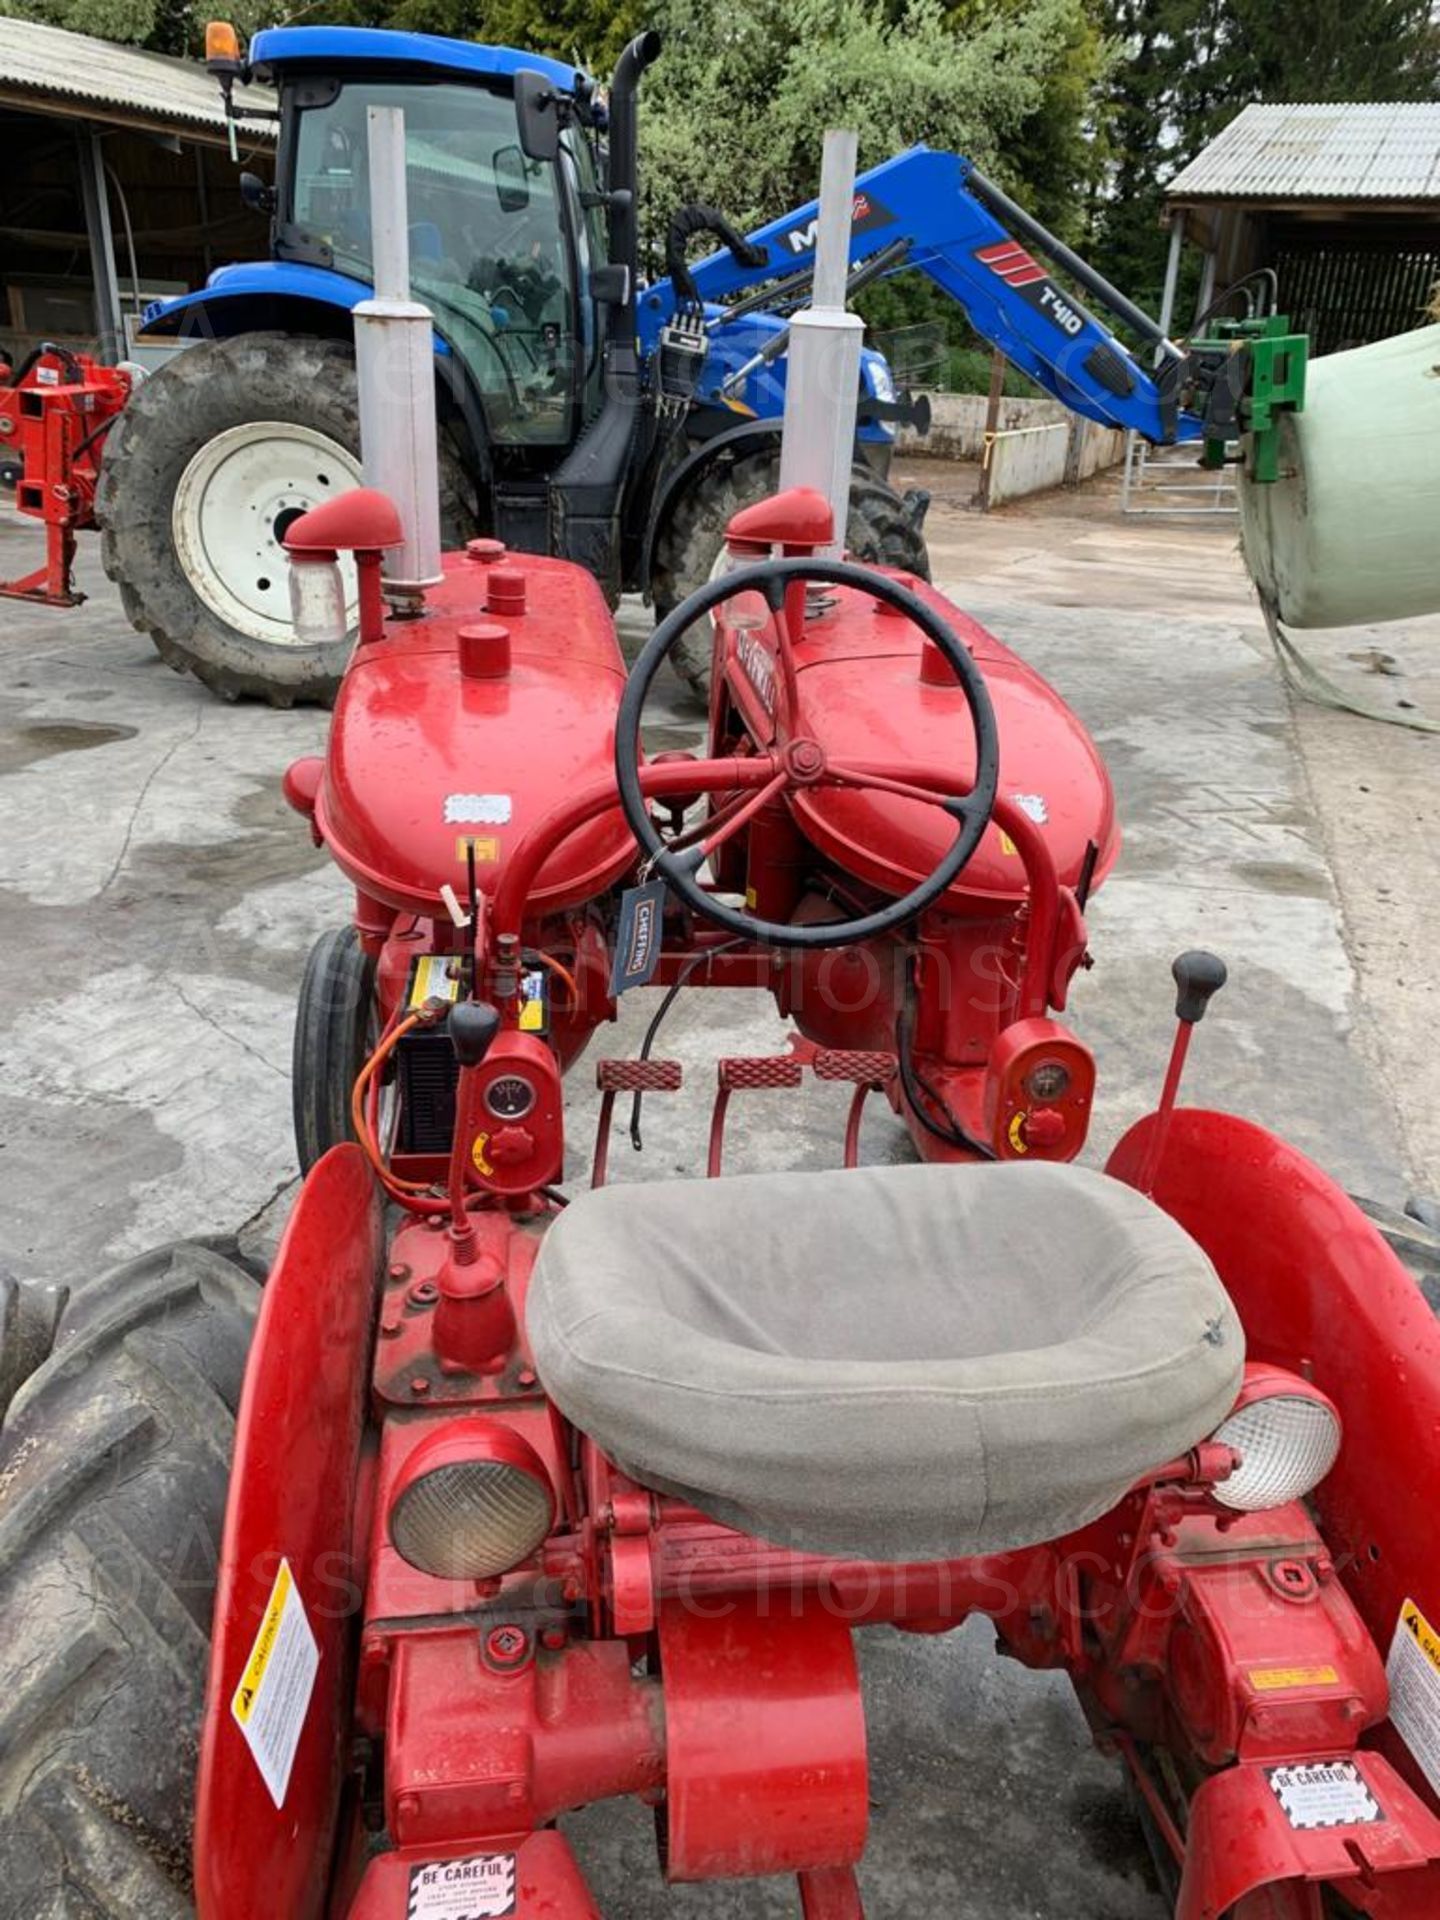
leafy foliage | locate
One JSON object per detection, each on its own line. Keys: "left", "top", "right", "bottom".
{"left": 9, "top": 0, "right": 1436, "bottom": 386}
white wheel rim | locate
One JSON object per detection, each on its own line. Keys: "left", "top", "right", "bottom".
{"left": 172, "top": 422, "right": 363, "bottom": 646}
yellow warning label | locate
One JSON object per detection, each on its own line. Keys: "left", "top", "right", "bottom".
{"left": 1401, "top": 1599, "right": 1440, "bottom": 1673}
{"left": 1007, "top": 1111, "right": 1030, "bottom": 1155}
{"left": 519, "top": 998, "right": 544, "bottom": 1033}
{"left": 1249, "top": 1664, "right": 1340, "bottom": 1692}
{"left": 456, "top": 835, "right": 501, "bottom": 864}
{"left": 230, "top": 1556, "right": 320, "bottom": 1809}
{"left": 998, "top": 830, "right": 1018, "bottom": 858}
{"left": 1388, "top": 1597, "right": 1440, "bottom": 1798}
{"left": 472, "top": 1131, "right": 494, "bottom": 1176}
{"left": 233, "top": 1559, "right": 292, "bottom": 1725}
{"left": 409, "top": 954, "right": 461, "bottom": 1008}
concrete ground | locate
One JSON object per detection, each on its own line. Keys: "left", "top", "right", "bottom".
{"left": 1, "top": 462, "right": 1437, "bottom": 1917}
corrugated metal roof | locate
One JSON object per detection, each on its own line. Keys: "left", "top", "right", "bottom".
{"left": 1167, "top": 102, "right": 1440, "bottom": 203}
{"left": 0, "top": 17, "right": 275, "bottom": 140}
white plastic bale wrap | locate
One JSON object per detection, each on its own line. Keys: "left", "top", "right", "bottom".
{"left": 1239, "top": 322, "right": 1440, "bottom": 629}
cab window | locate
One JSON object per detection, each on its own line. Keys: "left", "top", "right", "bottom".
{"left": 290, "top": 79, "right": 580, "bottom": 446}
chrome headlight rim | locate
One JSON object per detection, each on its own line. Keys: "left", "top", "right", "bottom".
{"left": 1209, "top": 1368, "right": 1342, "bottom": 1514}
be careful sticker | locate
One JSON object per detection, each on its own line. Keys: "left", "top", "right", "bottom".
{"left": 230, "top": 1557, "right": 319, "bottom": 1809}
{"left": 406, "top": 1854, "right": 517, "bottom": 1919}
{"left": 1267, "top": 1759, "right": 1383, "bottom": 1830}
{"left": 1387, "top": 1596, "right": 1440, "bottom": 1795}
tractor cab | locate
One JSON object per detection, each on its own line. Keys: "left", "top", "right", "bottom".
{"left": 253, "top": 31, "right": 607, "bottom": 460}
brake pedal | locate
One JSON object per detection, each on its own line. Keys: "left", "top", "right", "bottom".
{"left": 592, "top": 1058, "right": 683, "bottom": 1187}
{"left": 813, "top": 1048, "right": 896, "bottom": 1168}
{"left": 708, "top": 1055, "right": 804, "bottom": 1176}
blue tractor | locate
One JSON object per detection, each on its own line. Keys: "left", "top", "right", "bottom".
{"left": 100, "top": 25, "right": 1251, "bottom": 704}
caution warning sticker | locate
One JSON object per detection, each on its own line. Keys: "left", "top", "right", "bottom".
{"left": 1267, "top": 1760, "right": 1383, "bottom": 1831}
{"left": 406, "top": 1854, "right": 517, "bottom": 1919}
{"left": 231, "top": 1557, "right": 319, "bottom": 1809}
{"left": 1387, "top": 1596, "right": 1440, "bottom": 1796}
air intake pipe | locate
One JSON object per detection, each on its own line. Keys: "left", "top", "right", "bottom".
{"left": 548, "top": 30, "right": 662, "bottom": 594}
{"left": 605, "top": 30, "right": 663, "bottom": 324}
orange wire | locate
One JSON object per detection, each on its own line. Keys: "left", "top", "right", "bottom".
{"left": 533, "top": 949, "right": 580, "bottom": 1008}
{"left": 351, "top": 1012, "right": 437, "bottom": 1195}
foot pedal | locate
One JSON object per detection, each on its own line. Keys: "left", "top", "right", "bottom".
{"left": 593, "top": 1058, "right": 683, "bottom": 1186}
{"left": 717, "top": 1055, "right": 804, "bottom": 1091}
{"left": 597, "top": 1058, "right": 683, "bottom": 1093}
{"left": 814, "top": 1049, "right": 896, "bottom": 1168}
{"left": 709, "top": 1055, "right": 805, "bottom": 1175}
{"left": 813, "top": 1048, "right": 895, "bottom": 1087}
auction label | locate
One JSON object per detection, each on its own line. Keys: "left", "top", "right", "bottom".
{"left": 1387, "top": 1596, "right": 1440, "bottom": 1795}
{"left": 406, "top": 1854, "right": 517, "bottom": 1919}
{"left": 230, "top": 1556, "right": 319, "bottom": 1809}
{"left": 1267, "top": 1759, "right": 1383, "bottom": 1830}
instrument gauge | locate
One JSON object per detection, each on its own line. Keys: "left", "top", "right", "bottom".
{"left": 485, "top": 1074, "right": 536, "bottom": 1120}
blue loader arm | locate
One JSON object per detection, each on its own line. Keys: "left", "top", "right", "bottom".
{"left": 643, "top": 147, "right": 1202, "bottom": 445}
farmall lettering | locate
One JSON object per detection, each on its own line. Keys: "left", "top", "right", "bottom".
{"left": 736, "top": 631, "right": 778, "bottom": 716}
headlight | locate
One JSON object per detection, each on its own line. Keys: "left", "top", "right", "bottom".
{"left": 389, "top": 1419, "right": 554, "bottom": 1579}
{"left": 1210, "top": 1369, "right": 1341, "bottom": 1512}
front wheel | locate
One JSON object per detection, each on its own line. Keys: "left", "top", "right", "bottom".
{"left": 292, "top": 924, "right": 379, "bottom": 1174}
{"left": 97, "top": 332, "right": 476, "bottom": 707}
{"left": 649, "top": 450, "right": 931, "bottom": 699}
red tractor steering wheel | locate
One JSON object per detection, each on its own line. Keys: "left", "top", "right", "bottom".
{"left": 615, "top": 557, "right": 1001, "bottom": 949}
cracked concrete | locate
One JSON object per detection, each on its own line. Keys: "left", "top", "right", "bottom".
{"left": 1, "top": 462, "right": 1435, "bottom": 1917}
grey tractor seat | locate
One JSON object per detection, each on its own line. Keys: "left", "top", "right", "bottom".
{"left": 527, "top": 1161, "right": 1244, "bottom": 1561}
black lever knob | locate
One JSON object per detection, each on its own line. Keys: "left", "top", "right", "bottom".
{"left": 1172, "top": 950, "right": 1228, "bottom": 1025}
{"left": 449, "top": 1000, "right": 501, "bottom": 1066}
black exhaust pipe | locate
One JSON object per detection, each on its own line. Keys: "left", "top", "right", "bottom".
{"left": 549, "top": 29, "right": 663, "bottom": 594}
{"left": 606, "top": 29, "right": 662, "bottom": 317}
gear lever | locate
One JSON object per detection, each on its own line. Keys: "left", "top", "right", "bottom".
{"left": 1137, "top": 951, "right": 1227, "bottom": 1195}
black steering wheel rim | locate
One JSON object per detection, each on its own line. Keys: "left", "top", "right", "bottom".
{"left": 616, "top": 556, "right": 1001, "bottom": 950}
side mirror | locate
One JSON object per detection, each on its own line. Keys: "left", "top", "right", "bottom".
{"left": 239, "top": 171, "right": 276, "bottom": 214}
{"left": 492, "top": 144, "right": 530, "bottom": 214}
{"left": 514, "top": 68, "right": 561, "bottom": 163}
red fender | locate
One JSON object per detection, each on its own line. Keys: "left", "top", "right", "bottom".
{"left": 1110, "top": 1110, "right": 1440, "bottom": 1913}
{"left": 1177, "top": 1753, "right": 1440, "bottom": 1920}
{"left": 195, "top": 1145, "right": 384, "bottom": 1920}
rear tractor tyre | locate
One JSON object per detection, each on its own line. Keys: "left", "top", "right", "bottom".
{"left": 0, "top": 1243, "right": 260, "bottom": 1919}
{"left": 293, "top": 923, "right": 379, "bottom": 1174}
{"left": 97, "top": 332, "right": 477, "bottom": 707}
{"left": 650, "top": 450, "right": 931, "bottom": 700}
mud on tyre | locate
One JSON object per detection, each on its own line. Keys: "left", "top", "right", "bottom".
{"left": 0, "top": 1245, "right": 259, "bottom": 1919}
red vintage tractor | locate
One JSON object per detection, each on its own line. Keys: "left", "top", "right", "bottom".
{"left": 2, "top": 482, "right": 1439, "bottom": 1920}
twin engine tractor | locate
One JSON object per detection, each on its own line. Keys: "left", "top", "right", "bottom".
{"left": 150, "top": 477, "right": 1438, "bottom": 1919}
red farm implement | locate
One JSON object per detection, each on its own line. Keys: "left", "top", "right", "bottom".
{"left": 0, "top": 345, "right": 133, "bottom": 606}
{"left": 1, "top": 479, "right": 1438, "bottom": 1920}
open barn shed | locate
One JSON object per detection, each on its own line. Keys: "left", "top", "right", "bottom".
{"left": 0, "top": 18, "right": 274, "bottom": 367}
{"left": 1161, "top": 101, "right": 1440, "bottom": 352}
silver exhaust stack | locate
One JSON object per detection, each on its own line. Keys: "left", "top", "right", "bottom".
{"left": 353, "top": 105, "right": 443, "bottom": 598}
{"left": 777, "top": 129, "right": 864, "bottom": 558}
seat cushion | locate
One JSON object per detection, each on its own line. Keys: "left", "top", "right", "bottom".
{"left": 527, "top": 1162, "right": 1244, "bottom": 1561}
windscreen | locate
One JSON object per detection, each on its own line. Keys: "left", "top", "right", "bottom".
{"left": 291, "top": 79, "right": 579, "bottom": 446}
